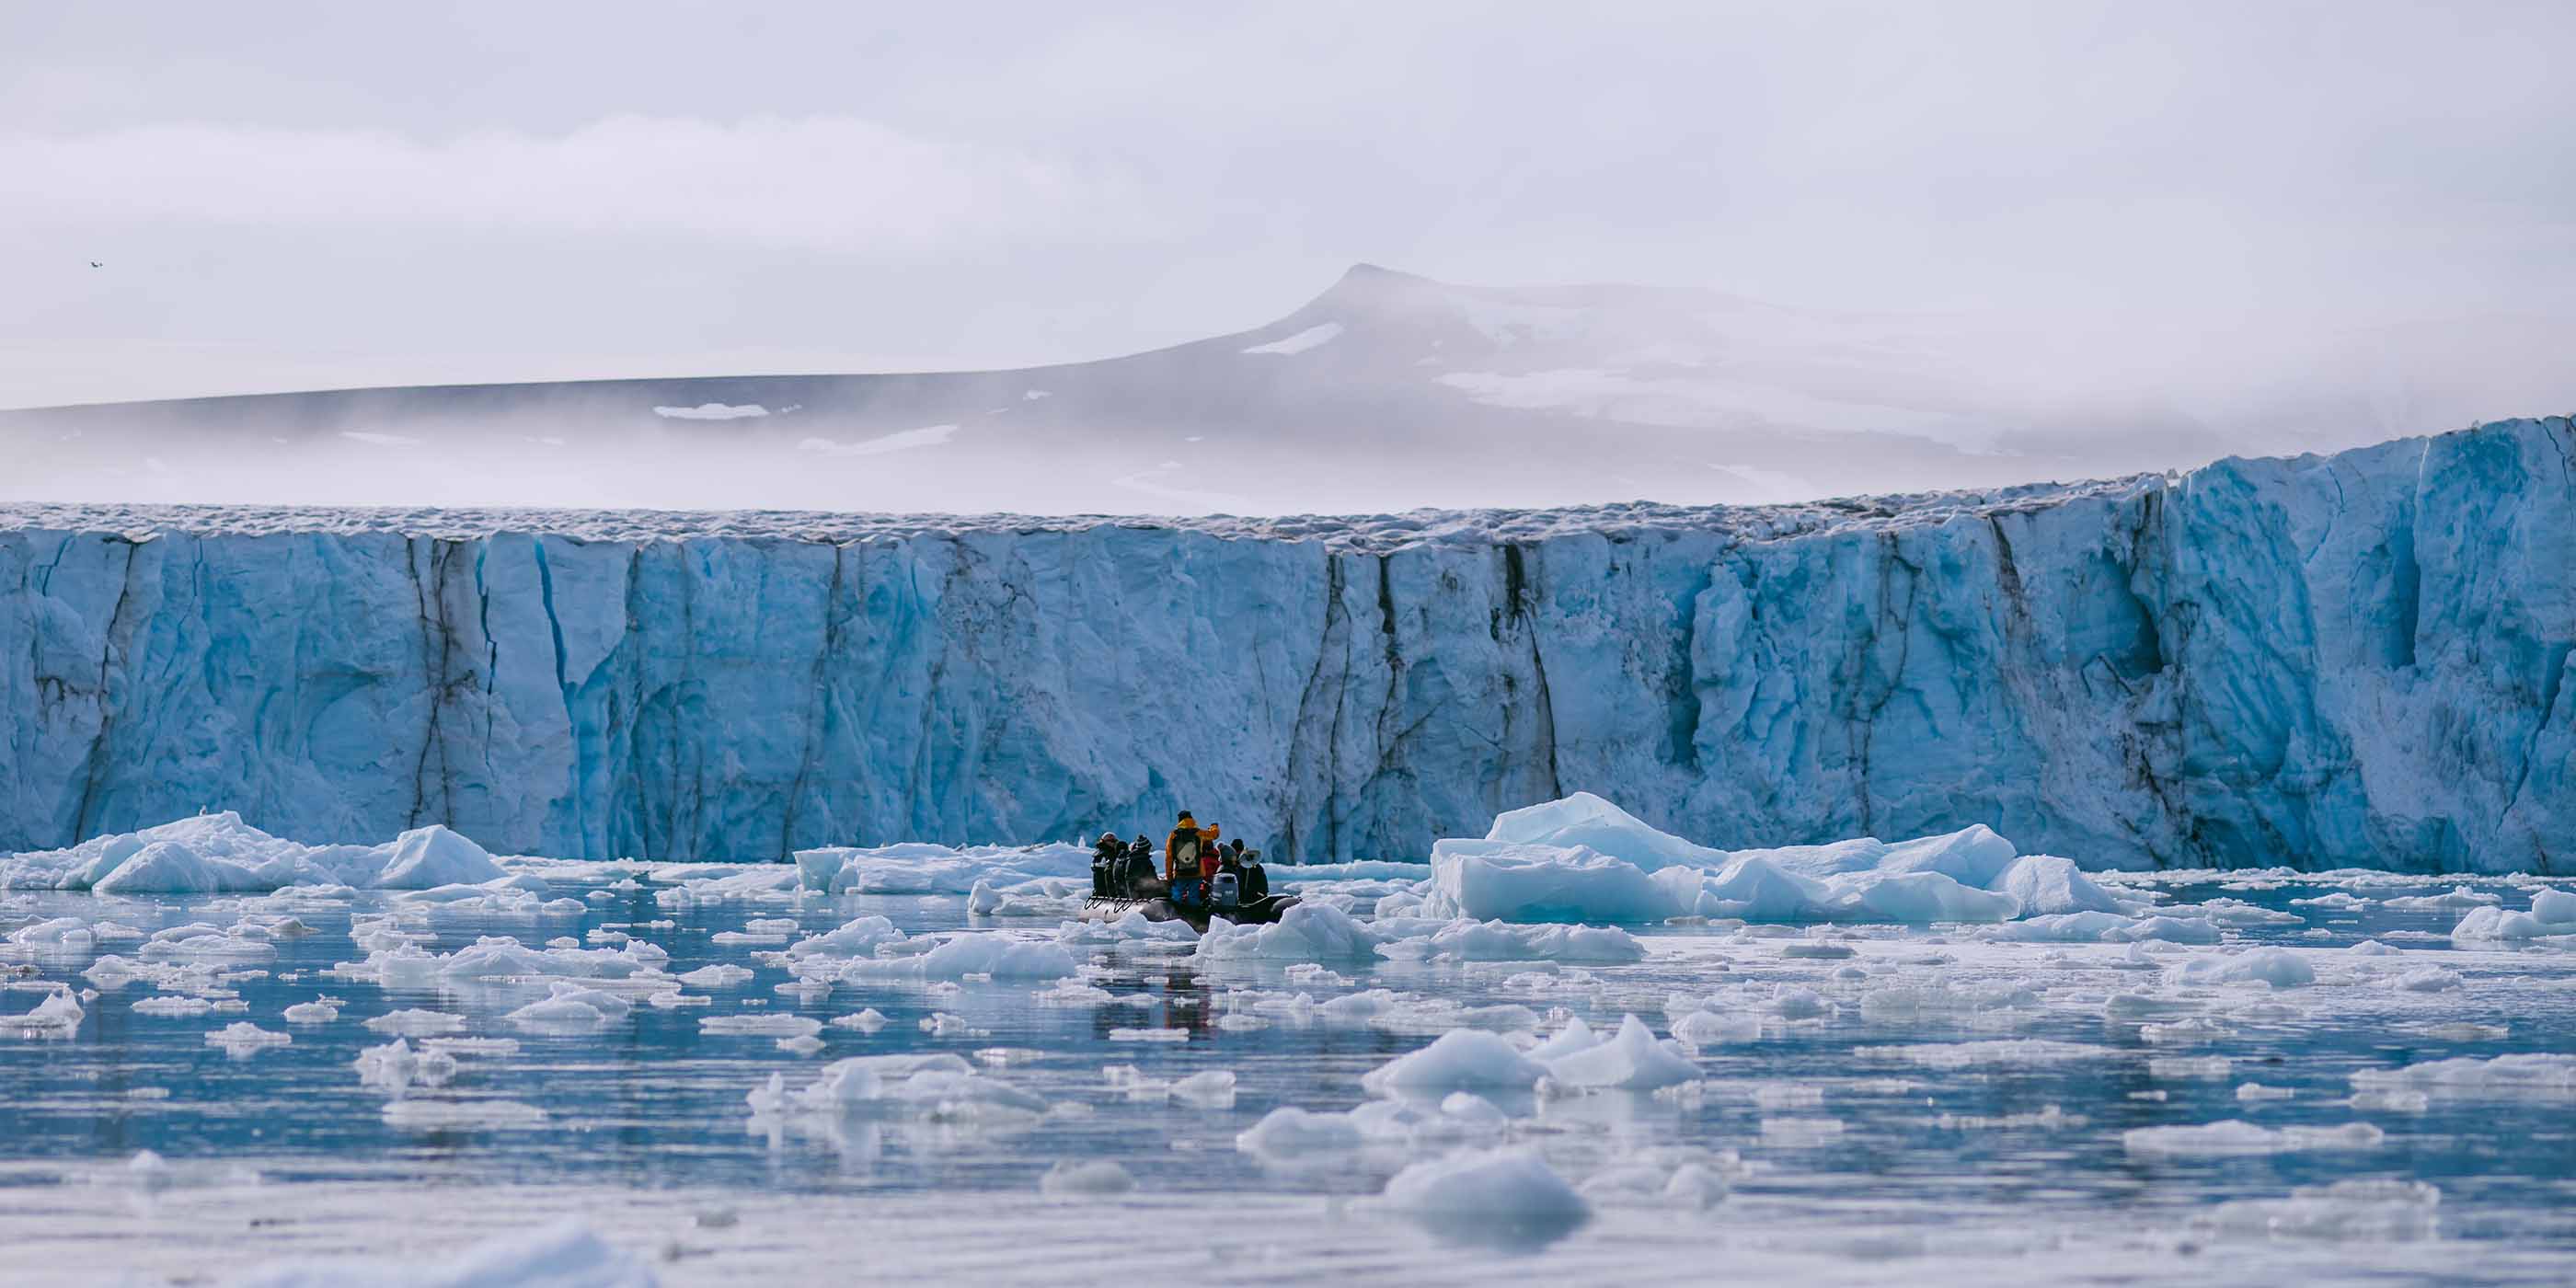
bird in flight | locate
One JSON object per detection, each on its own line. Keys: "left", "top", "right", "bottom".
{"left": 89, "top": 260, "right": 102, "bottom": 269}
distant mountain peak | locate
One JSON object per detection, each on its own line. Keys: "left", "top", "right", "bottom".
{"left": 1296, "top": 261, "right": 1455, "bottom": 320}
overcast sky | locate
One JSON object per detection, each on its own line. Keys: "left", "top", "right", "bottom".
{"left": 4, "top": 1, "right": 2570, "bottom": 408}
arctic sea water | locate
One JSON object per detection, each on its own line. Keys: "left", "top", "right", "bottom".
{"left": 3, "top": 800, "right": 2574, "bottom": 1285}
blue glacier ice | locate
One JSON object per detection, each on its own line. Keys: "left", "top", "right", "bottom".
{"left": 0, "top": 417, "right": 2568, "bottom": 869}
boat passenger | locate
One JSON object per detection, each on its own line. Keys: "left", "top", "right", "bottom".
{"left": 1196, "top": 823, "right": 1224, "bottom": 880}
{"left": 1166, "top": 811, "right": 1202, "bottom": 882}
{"left": 1126, "top": 836, "right": 1158, "bottom": 895}
{"left": 1091, "top": 832, "right": 1123, "bottom": 896}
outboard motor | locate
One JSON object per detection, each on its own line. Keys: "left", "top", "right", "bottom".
{"left": 1210, "top": 870, "right": 1241, "bottom": 911}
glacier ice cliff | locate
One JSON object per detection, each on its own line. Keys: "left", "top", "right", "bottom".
{"left": 0, "top": 417, "right": 2568, "bottom": 870}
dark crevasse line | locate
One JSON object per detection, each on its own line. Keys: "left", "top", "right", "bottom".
{"left": 69, "top": 536, "right": 144, "bottom": 844}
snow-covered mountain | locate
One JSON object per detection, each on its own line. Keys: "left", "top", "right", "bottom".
{"left": 0, "top": 264, "right": 2463, "bottom": 514}
{"left": 3, "top": 417, "right": 2568, "bottom": 869}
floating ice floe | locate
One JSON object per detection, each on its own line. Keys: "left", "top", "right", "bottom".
{"left": 787, "top": 914, "right": 906, "bottom": 959}
{"left": 362, "top": 935, "right": 669, "bottom": 988}
{"left": 1374, "top": 919, "right": 1645, "bottom": 964}
{"left": 1581, "top": 1147, "right": 1741, "bottom": 1209}
{"left": 2383, "top": 886, "right": 2501, "bottom": 911}
{"left": 2162, "top": 948, "right": 2316, "bottom": 989}
{"left": 1859, "top": 1040, "right": 2122, "bottom": 1069}
{"left": 2122, "top": 1120, "right": 2385, "bottom": 1156}
{"left": 1039, "top": 1158, "right": 1137, "bottom": 1195}
{"left": 0, "top": 813, "right": 505, "bottom": 893}
{"left": 3, "top": 986, "right": 83, "bottom": 1037}
{"left": 507, "top": 983, "right": 637, "bottom": 1030}
{"left": 362, "top": 1008, "right": 468, "bottom": 1037}
{"left": 700, "top": 1013, "right": 822, "bottom": 1039}
{"left": 1419, "top": 792, "right": 2131, "bottom": 926}
{"left": 2450, "top": 889, "right": 2576, "bottom": 941}
{"left": 380, "top": 1098, "right": 549, "bottom": 1131}
{"left": 748, "top": 1054, "right": 1049, "bottom": 1121}
{"left": 1362, "top": 1029, "right": 1549, "bottom": 1096}
{"left": 1539, "top": 1015, "right": 1699, "bottom": 1091}
{"left": 1374, "top": 1147, "right": 1591, "bottom": 1250}
{"left": 791, "top": 841, "right": 1088, "bottom": 896}
{"left": 204, "top": 1021, "right": 291, "bottom": 1053}
{"left": 837, "top": 932, "right": 1079, "bottom": 982}
{"left": 2349, "top": 1053, "right": 2576, "bottom": 1096}
{"left": 1195, "top": 901, "right": 1383, "bottom": 961}
{"left": 2198, "top": 1179, "right": 2443, "bottom": 1242}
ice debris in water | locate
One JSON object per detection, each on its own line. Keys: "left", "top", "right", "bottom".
{"left": 1419, "top": 793, "right": 2133, "bottom": 926}
{"left": 1038, "top": 1159, "right": 1137, "bottom": 1195}
{"left": 1374, "top": 1147, "right": 1591, "bottom": 1250}
{"left": 1361, "top": 1029, "right": 1549, "bottom": 1096}
{"left": 204, "top": 1021, "right": 292, "bottom": 1053}
{"left": 380, "top": 1098, "right": 550, "bottom": 1131}
{"left": 1536, "top": 1015, "right": 1699, "bottom": 1092}
{"left": 748, "top": 1054, "right": 1049, "bottom": 1121}
{"left": 2199, "top": 1179, "right": 2444, "bottom": 1242}
{"left": 363, "top": 1009, "right": 468, "bottom": 1037}
{"left": 2450, "top": 889, "right": 2576, "bottom": 940}
{"left": 2349, "top": 1053, "right": 2576, "bottom": 1095}
{"left": 2122, "top": 1121, "right": 2386, "bottom": 1156}
{"left": 1195, "top": 901, "right": 1383, "bottom": 960}
{"left": 837, "top": 932, "right": 1079, "bottom": 982}
{"left": 3, "top": 986, "right": 85, "bottom": 1037}
{"left": 700, "top": 1014, "right": 822, "bottom": 1039}
{"left": 0, "top": 812, "right": 505, "bottom": 894}
{"left": 2162, "top": 948, "right": 2316, "bottom": 989}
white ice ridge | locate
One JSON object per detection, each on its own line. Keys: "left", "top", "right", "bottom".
{"left": 0, "top": 812, "right": 505, "bottom": 893}
{"left": 2, "top": 417, "right": 2570, "bottom": 868}
{"left": 1400, "top": 792, "right": 2135, "bottom": 925}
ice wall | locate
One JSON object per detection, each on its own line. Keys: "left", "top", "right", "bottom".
{"left": 2, "top": 418, "right": 2568, "bottom": 869}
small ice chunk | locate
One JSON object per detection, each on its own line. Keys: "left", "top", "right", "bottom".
{"left": 1169, "top": 1070, "right": 1238, "bottom": 1106}
{"left": 1376, "top": 1147, "right": 1590, "bottom": 1250}
{"left": 1540, "top": 1015, "right": 1698, "bottom": 1091}
{"left": 1673, "top": 1010, "right": 1763, "bottom": 1046}
{"left": 204, "top": 1021, "right": 291, "bottom": 1053}
{"left": 381, "top": 1098, "right": 549, "bottom": 1130}
{"left": 1039, "top": 1159, "right": 1137, "bottom": 1195}
{"left": 2122, "top": 1120, "right": 2384, "bottom": 1156}
{"left": 700, "top": 1014, "right": 823, "bottom": 1038}
{"left": 363, "top": 1008, "right": 467, "bottom": 1037}
{"left": 1362, "top": 1029, "right": 1548, "bottom": 1097}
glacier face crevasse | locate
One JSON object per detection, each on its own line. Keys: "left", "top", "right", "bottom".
{"left": 1, "top": 418, "right": 2569, "bottom": 870}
